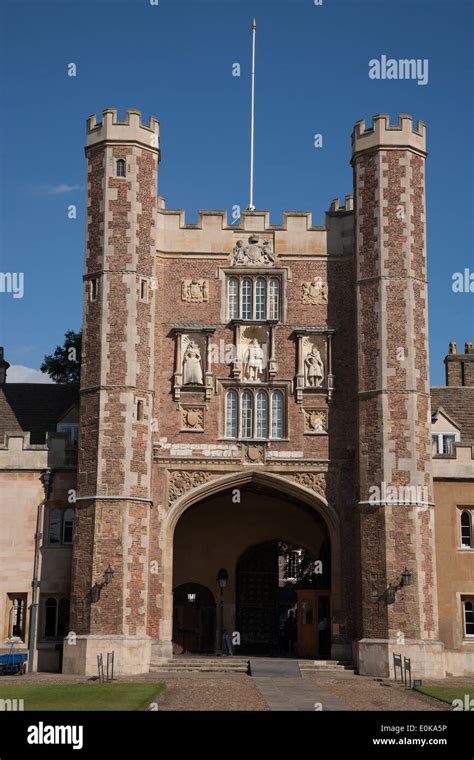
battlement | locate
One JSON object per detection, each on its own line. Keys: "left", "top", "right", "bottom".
{"left": 351, "top": 114, "right": 426, "bottom": 158}
{"left": 86, "top": 108, "right": 160, "bottom": 152}
{"left": 0, "top": 432, "right": 77, "bottom": 469}
{"left": 329, "top": 195, "right": 354, "bottom": 213}
{"left": 157, "top": 208, "right": 329, "bottom": 232}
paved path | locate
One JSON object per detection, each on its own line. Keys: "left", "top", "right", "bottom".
{"left": 249, "top": 658, "right": 352, "bottom": 711}
{"left": 253, "top": 676, "right": 352, "bottom": 711}
{"left": 249, "top": 658, "right": 301, "bottom": 678}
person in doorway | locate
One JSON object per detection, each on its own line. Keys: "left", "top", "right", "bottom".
{"left": 318, "top": 616, "right": 330, "bottom": 658}
{"left": 284, "top": 611, "right": 297, "bottom": 655}
{"left": 222, "top": 629, "right": 233, "bottom": 656}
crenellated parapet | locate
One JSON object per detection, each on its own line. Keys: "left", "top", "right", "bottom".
{"left": 328, "top": 195, "right": 354, "bottom": 213}
{"left": 352, "top": 114, "right": 426, "bottom": 159}
{"left": 86, "top": 108, "right": 160, "bottom": 153}
{"left": 0, "top": 432, "right": 77, "bottom": 469}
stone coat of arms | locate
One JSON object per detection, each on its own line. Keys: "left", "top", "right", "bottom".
{"left": 232, "top": 235, "right": 275, "bottom": 266}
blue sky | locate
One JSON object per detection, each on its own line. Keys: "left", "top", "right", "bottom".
{"left": 0, "top": 0, "right": 472, "bottom": 384}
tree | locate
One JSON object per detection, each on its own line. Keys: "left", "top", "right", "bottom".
{"left": 41, "top": 330, "right": 81, "bottom": 384}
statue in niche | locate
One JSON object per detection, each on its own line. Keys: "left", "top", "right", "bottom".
{"left": 183, "top": 340, "right": 203, "bottom": 385}
{"left": 244, "top": 338, "right": 264, "bottom": 382}
{"left": 304, "top": 345, "right": 325, "bottom": 388}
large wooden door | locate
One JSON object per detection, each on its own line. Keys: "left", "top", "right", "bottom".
{"left": 236, "top": 542, "right": 279, "bottom": 655}
{"left": 173, "top": 583, "right": 216, "bottom": 654}
{"left": 296, "top": 589, "right": 331, "bottom": 658}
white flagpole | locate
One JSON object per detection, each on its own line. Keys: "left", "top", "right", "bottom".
{"left": 248, "top": 19, "right": 256, "bottom": 211}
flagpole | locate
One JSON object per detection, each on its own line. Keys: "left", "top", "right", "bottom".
{"left": 248, "top": 19, "right": 256, "bottom": 211}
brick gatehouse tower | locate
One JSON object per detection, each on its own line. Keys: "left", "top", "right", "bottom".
{"left": 63, "top": 110, "right": 445, "bottom": 677}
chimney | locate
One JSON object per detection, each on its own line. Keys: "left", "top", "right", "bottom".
{"left": 444, "top": 341, "right": 474, "bottom": 386}
{"left": 0, "top": 348, "right": 9, "bottom": 384}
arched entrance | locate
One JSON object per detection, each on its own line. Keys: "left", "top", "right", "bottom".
{"left": 172, "top": 582, "right": 216, "bottom": 654}
{"left": 165, "top": 472, "right": 340, "bottom": 659}
{"left": 236, "top": 540, "right": 331, "bottom": 657}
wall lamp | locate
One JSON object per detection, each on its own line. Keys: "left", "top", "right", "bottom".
{"left": 387, "top": 567, "right": 412, "bottom": 604}
{"left": 91, "top": 565, "right": 115, "bottom": 603}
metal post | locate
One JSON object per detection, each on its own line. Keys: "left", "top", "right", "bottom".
{"left": 248, "top": 19, "right": 256, "bottom": 211}
{"left": 28, "top": 468, "right": 52, "bottom": 672}
{"left": 220, "top": 586, "right": 224, "bottom": 655}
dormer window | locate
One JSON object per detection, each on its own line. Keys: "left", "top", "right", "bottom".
{"left": 431, "top": 432, "right": 459, "bottom": 454}
{"left": 57, "top": 423, "right": 79, "bottom": 446}
{"left": 116, "top": 159, "right": 126, "bottom": 177}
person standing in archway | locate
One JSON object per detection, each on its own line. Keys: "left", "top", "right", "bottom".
{"left": 284, "top": 611, "right": 297, "bottom": 655}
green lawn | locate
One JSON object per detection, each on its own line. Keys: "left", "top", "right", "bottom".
{"left": 0, "top": 682, "right": 164, "bottom": 711}
{"left": 415, "top": 686, "right": 474, "bottom": 707}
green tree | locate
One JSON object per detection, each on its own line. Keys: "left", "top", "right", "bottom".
{"left": 41, "top": 330, "right": 81, "bottom": 384}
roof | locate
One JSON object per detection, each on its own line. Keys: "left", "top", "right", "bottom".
{"left": 430, "top": 386, "right": 474, "bottom": 446}
{"left": 0, "top": 384, "right": 79, "bottom": 445}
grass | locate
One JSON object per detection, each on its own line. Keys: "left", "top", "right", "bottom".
{"left": 415, "top": 686, "right": 474, "bottom": 707}
{"left": 0, "top": 682, "right": 165, "bottom": 711}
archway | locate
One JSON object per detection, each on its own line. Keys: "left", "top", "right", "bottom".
{"left": 172, "top": 583, "right": 215, "bottom": 654}
{"left": 166, "top": 472, "right": 339, "bottom": 658}
{"left": 235, "top": 539, "right": 331, "bottom": 657}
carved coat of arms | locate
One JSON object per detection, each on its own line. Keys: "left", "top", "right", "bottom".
{"left": 232, "top": 235, "right": 275, "bottom": 266}
{"left": 181, "top": 279, "right": 209, "bottom": 303}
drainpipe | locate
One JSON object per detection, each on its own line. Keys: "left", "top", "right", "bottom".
{"left": 27, "top": 467, "right": 53, "bottom": 672}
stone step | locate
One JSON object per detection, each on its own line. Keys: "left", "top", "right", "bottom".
{"left": 150, "top": 657, "right": 249, "bottom": 673}
{"left": 299, "top": 660, "right": 355, "bottom": 673}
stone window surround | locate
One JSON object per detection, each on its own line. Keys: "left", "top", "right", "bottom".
{"left": 5, "top": 593, "right": 27, "bottom": 641}
{"left": 39, "top": 595, "right": 70, "bottom": 641}
{"left": 225, "top": 273, "right": 282, "bottom": 321}
{"left": 134, "top": 396, "right": 147, "bottom": 424}
{"left": 461, "top": 595, "right": 474, "bottom": 638}
{"left": 219, "top": 266, "right": 291, "bottom": 324}
{"left": 46, "top": 505, "right": 75, "bottom": 547}
{"left": 218, "top": 379, "right": 289, "bottom": 442}
{"left": 458, "top": 506, "right": 474, "bottom": 551}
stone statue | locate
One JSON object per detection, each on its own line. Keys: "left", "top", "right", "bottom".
{"left": 244, "top": 338, "right": 264, "bottom": 381}
{"left": 304, "top": 345, "right": 324, "bottom": 388}
{"left": 183, "top": 341, "right": 203, "bottom": 385}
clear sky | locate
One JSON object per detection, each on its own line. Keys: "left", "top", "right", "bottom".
{"left": 0, "top": 0, "right": 473, "bottom": 384}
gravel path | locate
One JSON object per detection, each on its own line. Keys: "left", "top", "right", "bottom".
{"left": 304, "top": 672, "right": 451, "bottom": 711}
{"left": 155, "top": 673, "right": 269, "bottom": 711}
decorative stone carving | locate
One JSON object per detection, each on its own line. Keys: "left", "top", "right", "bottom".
{"left": 301, "top": 278, "right": 328, "bottom": 305}
{"left": 181, "top": 279, "right": 209, "bottom": 303}
{"left": 304, "top": 345, "right": 325, "bottom": 388}
{"left": 183, "top": 338, "right": 203, "bottom": 385}
{"left": 242, "top": 444, "right": 265, "bottom": 464}
{"left": 168, "top": 470, "right": 214, "bottom": 507}
{"left": 244, "top": 338, "right": 264, "bottom": 382}
{"left": 291, "top": 472, "right": 327, "bottom": 498}
{"left": 181, "top": 406, "right": 204, "bottom": 431}
{"left": 304, "top": 409, "right": 327, "bottom": 433}
{"left": 232, "top": 235, "right": 275, "bottom": 266}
